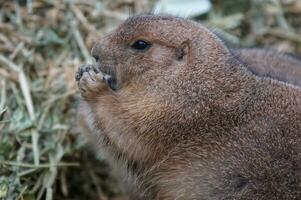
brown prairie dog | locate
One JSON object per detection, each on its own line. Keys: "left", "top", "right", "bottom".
{"left": 233, "top": 48, "right": 301, "bottom": 86}
{"left": 76, "top": 14, "right": 301, "bottom": 200}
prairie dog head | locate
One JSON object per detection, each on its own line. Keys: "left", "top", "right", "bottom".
{"left": 91, "top": 14, "right": 231, "bottom": 90}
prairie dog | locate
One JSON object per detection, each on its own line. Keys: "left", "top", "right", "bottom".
{"left": 76, "top": 14, "right": 301, "bottom": 199}
{"left": 233, "top": 48, "right": 301, "bottom": 86}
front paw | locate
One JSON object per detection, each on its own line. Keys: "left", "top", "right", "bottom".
{"left": 76, "top": 64, "right": 107, "bottom": 100}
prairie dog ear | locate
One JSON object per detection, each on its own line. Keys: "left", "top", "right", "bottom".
{"left": 175, "top": 41, "right": 190, "bottom": 62}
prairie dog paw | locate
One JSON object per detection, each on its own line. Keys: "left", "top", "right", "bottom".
{"left": 76, "top": 64, "right": 107, "bottom": 100}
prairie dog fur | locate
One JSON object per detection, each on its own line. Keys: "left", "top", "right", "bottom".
{"left": 233, "top": 48, "right": 301, "bottom": 86}
{"left": 76, "top": 14, "right": 301, "bottom": 199}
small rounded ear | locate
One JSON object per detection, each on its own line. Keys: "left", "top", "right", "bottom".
{"left": 175, "top": 41, "right": 190, "bottom": 61}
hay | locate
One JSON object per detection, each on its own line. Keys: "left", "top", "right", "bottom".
{"left": 0, "top": 0, "right": 300, "bottom": 199}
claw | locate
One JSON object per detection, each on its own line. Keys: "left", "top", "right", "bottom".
{"left": 75, "top": 64, "right": 99, "bottom": 82}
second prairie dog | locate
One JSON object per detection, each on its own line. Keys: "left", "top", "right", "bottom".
{"left": 233, "top": 48, "right": 301, "bottom": 86}
{"left": 76, "top": 14, "right": 301, "bottom": 199}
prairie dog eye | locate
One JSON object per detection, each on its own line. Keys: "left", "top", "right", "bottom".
{"left": 131, "top": 40, "right": 151, "bottom": 51}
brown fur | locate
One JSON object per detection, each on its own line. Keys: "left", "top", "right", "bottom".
{"left": 233, "top": 48, "right": 301, "bottom": 86}
{"left": 76, "top": 14, "right": 301, "bottom": 200}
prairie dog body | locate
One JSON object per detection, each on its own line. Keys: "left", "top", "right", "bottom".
{"left": 233, "top": 48, "right": 301, "bottom": 86}
{"left": 76, "top": 14, "right": 301, "bottom": 199}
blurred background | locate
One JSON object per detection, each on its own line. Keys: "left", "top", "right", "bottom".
{"left": 0, "top": 0, "right": 300, "bottom": 199}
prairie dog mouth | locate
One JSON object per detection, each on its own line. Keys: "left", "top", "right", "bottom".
{"left": 97, "top": 65, "right": 118, "bottom": 91}
{"left": 103, "top": 74, "right": 118, "bottom": 91}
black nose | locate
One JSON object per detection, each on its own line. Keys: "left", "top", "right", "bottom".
{"left": 93, "top": 55, "right": 100, "bottom": 62}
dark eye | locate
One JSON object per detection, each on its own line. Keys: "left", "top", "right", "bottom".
{"left": 131, "top": 40, "right": 151, "bottom": 51}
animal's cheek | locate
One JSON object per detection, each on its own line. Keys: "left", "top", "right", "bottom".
{"left": 149, "top": 46, "right": 175, "bottom": 66}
